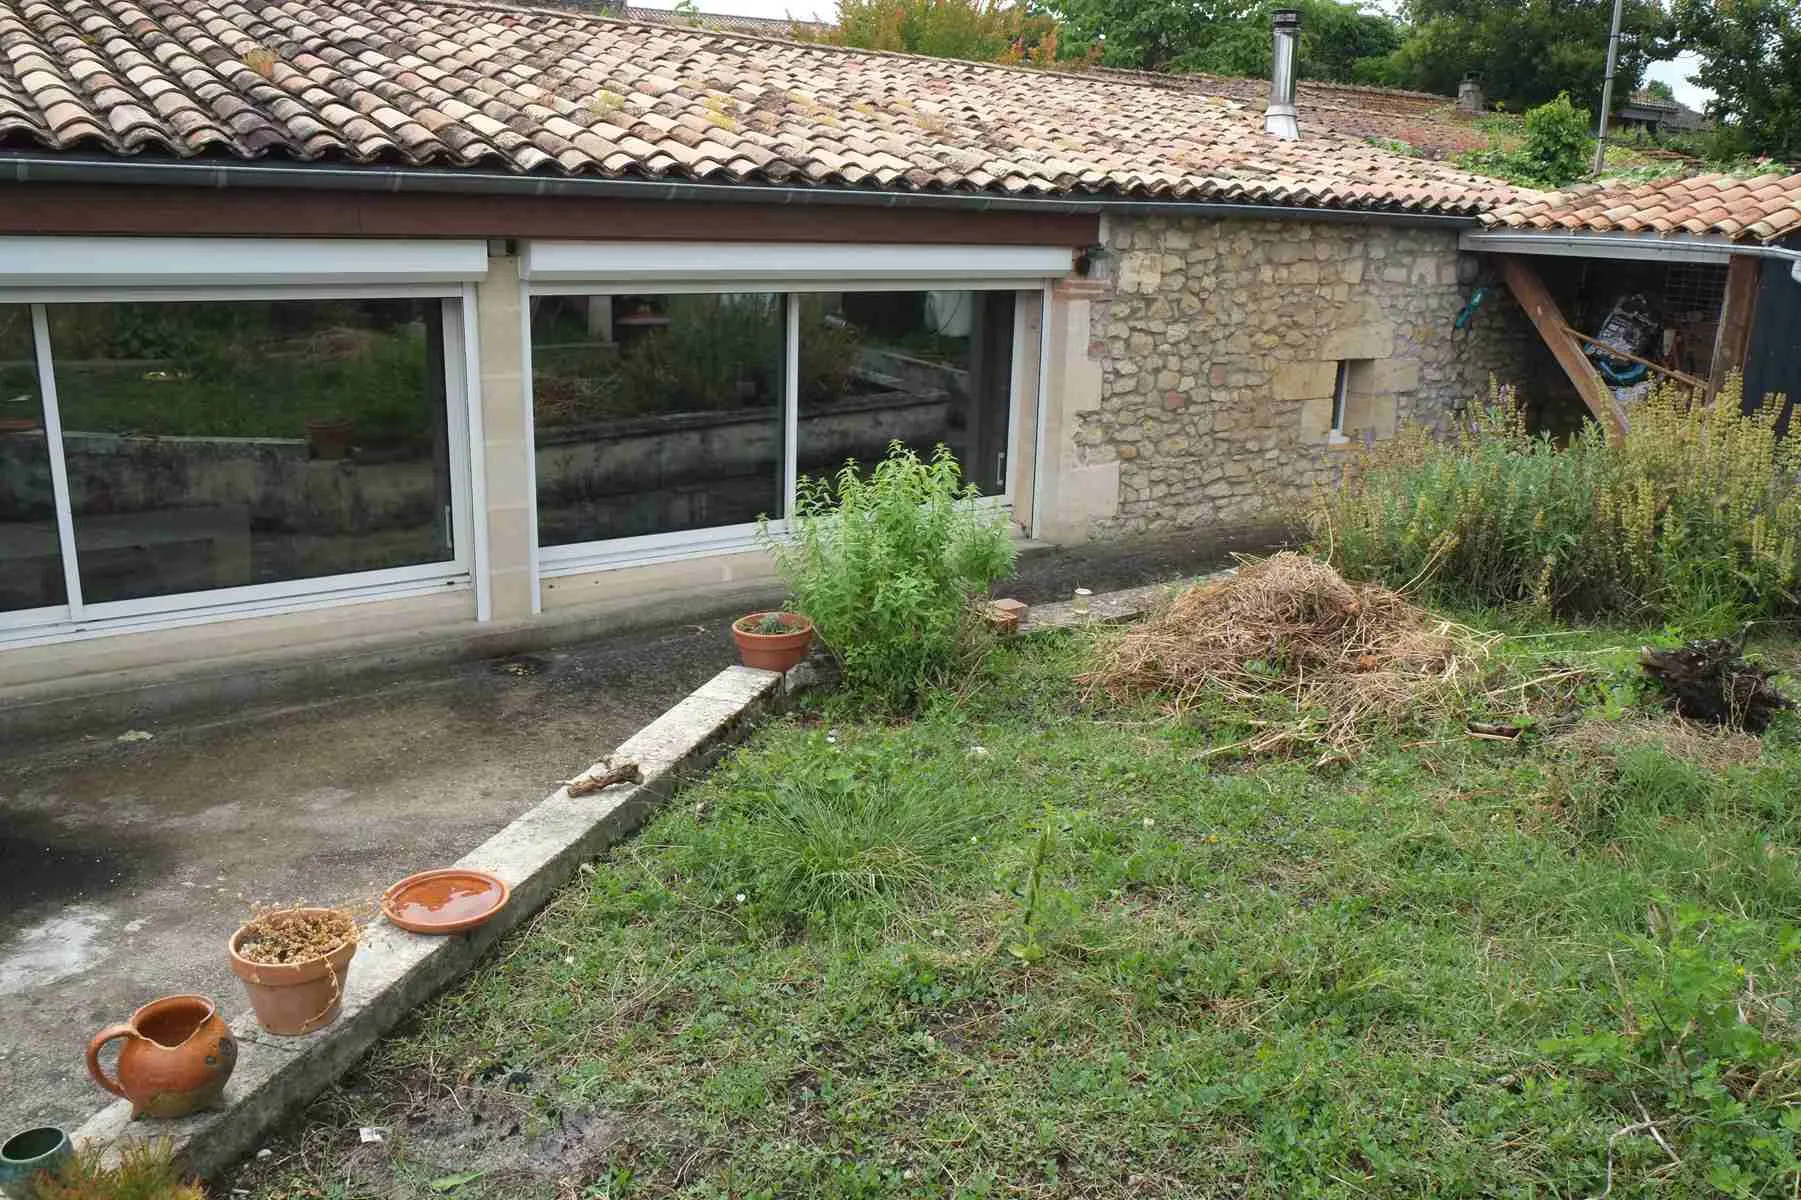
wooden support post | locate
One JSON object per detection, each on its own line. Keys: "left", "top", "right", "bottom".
{"left": 1707, "top": 255, "right": 1761, "bottom": 407}
{"left": 1497, "top": 255, "right": 1627, "bottom": 442}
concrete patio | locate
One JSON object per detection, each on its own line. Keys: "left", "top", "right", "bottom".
{"left": 0, "top": 619, "right": 732, "bottom": 1136}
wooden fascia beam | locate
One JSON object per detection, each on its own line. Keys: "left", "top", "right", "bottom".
{"left": 1707, "top": 255, "right": 1761, "bottom": 406}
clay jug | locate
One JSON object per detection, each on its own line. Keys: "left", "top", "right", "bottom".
{"left": 85, "top": 995, "right": 236, "bottom": 1119}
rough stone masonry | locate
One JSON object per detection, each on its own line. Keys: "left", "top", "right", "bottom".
{"left": 1082, "top": 215, "right": 1534, "bottom": 537}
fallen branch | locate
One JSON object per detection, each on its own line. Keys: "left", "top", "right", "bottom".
{"left": 565, "top": 760, "right": 642, "bottom": 797}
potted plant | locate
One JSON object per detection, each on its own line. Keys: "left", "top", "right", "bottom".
{"left": 731, "top": 611, "right": 815, "bottom": 672}
{"left": 227, "top": 907, "right": 359, "bottom": 1037}
{"left": 304, "top": 415, "right": 354, "bottom": 460}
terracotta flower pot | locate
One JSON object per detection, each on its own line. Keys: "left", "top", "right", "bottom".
{"left": 305, "top": 417, "right": 354, "bottom": 460}
{"left": 228, "top": 909, "right": 358, "bottom": 1037}
{"left": 731, "top": 612, "right": 815, "bottom": 673}
{"left": 84, "top": 995, "right": 235, "bottom": 1120}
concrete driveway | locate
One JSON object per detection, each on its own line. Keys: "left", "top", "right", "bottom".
{"left": 0, "top": 620, "right": 732, "bottom": 1136}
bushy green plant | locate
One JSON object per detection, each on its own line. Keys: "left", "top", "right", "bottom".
{"left": 1315, "top": 379, "right": 1801, "bottom": 630}
{"left": 768, "top": 442, "right": 1017, "bottom": 710}
{"left": 1456, "top": 92, "right": 1594, "bottom": 187}
{"left": 29, "top": 1139, "right": 205, "bottom": 1200}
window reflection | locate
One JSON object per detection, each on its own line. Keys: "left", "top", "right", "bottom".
{"left": 0, "top": 305, "right": 64, "bottom": 612}
{"left": 46, "top": 300, "right": 453, "bottom": 605}
{"left": 532, "top": 293, "right": 785, "bottom": 544}
{"left": 797, "top": 290, "right": 1014, "bottom": 495}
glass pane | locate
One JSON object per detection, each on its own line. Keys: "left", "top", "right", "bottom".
{"left": 0, "top": 305, "right": 66, "bottom": 613}
{"left": 47, "top": 299, "right": 453, "bottom": 605}
{"left": 797, "top": 290, "right": 1014, "bottom": 495}
{"left": 533, "top": 293, "right": 784, "bottom": 545}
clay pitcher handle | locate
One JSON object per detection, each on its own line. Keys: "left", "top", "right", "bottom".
{"left": 85, "top": 1024, "right": 136, "bottom": 1097}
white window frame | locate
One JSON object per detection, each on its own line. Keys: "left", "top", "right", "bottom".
{"left": 0, "top": 238, "right": 488, "bottom": 648}
{"left": 525, "top": 244, "right": 1059, "bottom": 577}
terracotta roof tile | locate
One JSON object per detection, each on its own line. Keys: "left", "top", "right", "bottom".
{"left": 0, "top": 0, "right": 1528, "bottom": 215}
{"left": 1486, "top": 171, "right": 1801, "bottom": 243}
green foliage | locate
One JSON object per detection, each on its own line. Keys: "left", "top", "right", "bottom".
{"left": 1641, "top": 78, "right": 1675, "bottom": 101}
{"left": 828, "top": 0, "right": 1064, "bottom": 64}
{"left": 1455, "top": 92, "right": 1593, "bottom": 186}
{"left": 533, "top": 294, "right": 860, "bottom": 426}
{"left": 1388, "top": 0, "right": 1670, "bottom": 113}
{"left": 1315, "top": 380, "right": 1801, "bottom": 629}
{"left": 1545, "top": 903, "right": 1801, "bottom": 1196}
{"left": 768, "top": 442, "right": 1016, "bottom": 711}
{"left": 1048, "top": 0, "right": 1401, "bottom": 82}
{"left": 1674, "top": 0, "right": 1801, "bottom": 164}
{"left": 709, "top": 738, "right": 992, "bottom": 926}
{"left": 29, "top": 1139, "right": 205, "bottom": 1200}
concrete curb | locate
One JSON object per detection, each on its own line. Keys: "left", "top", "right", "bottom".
{"left": 74, "top": 663, "right": 794, "bottom": 1180}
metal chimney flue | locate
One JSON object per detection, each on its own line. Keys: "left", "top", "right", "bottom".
{"left": 1265, "top": 8, "right": 1301, "bottom": 140}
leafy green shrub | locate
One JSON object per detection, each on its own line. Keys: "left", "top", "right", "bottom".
{"left": 1315, "top": 379, "right": 1801, "bottom": 629}
{"left": 769, "top": 442, "right": 1016, "bottom": 710}
{"left": 1544, "top": 904, "right": 1801, "bottom": 1197}
{"left": 1456, "top": 92, "right": 1592, "bottom": 187}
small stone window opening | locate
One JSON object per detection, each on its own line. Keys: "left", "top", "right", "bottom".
{"left": 1329, "top": 360, "right": 1350, "bottom": 442}
{"left": 1329, "top": 359, "right": 1376, "bottom": 444}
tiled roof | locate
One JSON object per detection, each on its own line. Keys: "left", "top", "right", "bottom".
{"left": 1484, "top": 172, "right": 1801, "bottom": 243}
{"left": 1096, "top": 69, "right": 1489, "bottom": 158}
{"left": 0, "top": 0, "right": 1523, "bottom": 215}
{"left": 622, "top": 4, "right": 832, "bottom": 39}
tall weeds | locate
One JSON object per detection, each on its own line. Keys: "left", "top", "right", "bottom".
{"left": 1315, "top": 378, "right": 1801, "bottom": 628}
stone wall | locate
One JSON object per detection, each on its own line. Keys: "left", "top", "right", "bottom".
{"left": 1077, "top": 215, "right": 1534, "bottom": 537}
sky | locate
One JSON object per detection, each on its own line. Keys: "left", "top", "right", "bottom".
{"left": 633, "top": 0, "right": 1716, "bottom": 112}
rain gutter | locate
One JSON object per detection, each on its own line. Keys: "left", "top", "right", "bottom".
{"left": 1462, "top": 228, "right": 1801, "bottom": 282}
{"left": 0, "top": 152, "right": 1482, "bottom": 230}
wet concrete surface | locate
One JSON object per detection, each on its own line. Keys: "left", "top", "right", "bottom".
{"left": 0, "top": 620, "right": 732, "bottom": 1135}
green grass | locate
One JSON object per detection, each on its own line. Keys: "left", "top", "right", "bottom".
{"left": 239, "top": 625, "right": 1801, "bottom": 1200}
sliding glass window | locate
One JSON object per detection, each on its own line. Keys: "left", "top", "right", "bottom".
{"left": 531, "top": 287, "right": 1020, "bottom": 555}
{"left": 0, "top": 297, "right": 462, "bottom": 627}
{"left": 0, "top": 305, "right": 63, "bottom": 613}
{"left": 532, "top": 293, "right": 785, "bottom": 545}
{"left": 797, "top": 290, "right": 1015, "bottom": 495}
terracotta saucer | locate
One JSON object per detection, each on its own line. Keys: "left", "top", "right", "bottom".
{"left": 381, "top": 868, "right": 510, "bottom": 935}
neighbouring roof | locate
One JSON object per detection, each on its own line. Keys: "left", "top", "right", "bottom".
{"left": 622, "top": 4, "right": 831, "bottom": 39}
{"left": 0, "top": 0, "right": 1523, "bottom": 216}
{"left": 1484, "top": 172, "right": 1801, "bottom": 242}
{"left": 1096, "top": 69, "right": 1491, "bottom": 158}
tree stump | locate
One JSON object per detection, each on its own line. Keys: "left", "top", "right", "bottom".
{"left": 1639, "top": 637, "right": 1791, "bottom": 731}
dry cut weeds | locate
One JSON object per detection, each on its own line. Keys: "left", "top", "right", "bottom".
{"left": 1084, "top": 553, "right": 1493, "bottom": 762}
{"left": 237, "top": 907, "right": 358, "bottom": 966}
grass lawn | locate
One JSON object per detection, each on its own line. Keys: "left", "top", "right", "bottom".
{"left": 239, "top": 621, "right": 1801, "bottom": 1200}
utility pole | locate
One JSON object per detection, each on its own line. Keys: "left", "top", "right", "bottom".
{"left": 1592, "top": 0, "right": 1625, "bottom": 175}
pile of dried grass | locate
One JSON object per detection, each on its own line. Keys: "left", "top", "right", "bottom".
{"left": 1555, "top": 716, "right": 1766, "bottom": 772}
{"left": 1084, "top": 553, "right": 1490, "bottom": 761}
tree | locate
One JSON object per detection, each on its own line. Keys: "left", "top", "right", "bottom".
{"left": 1642, "top": 78, "right": 1675, "bottom": 100}
{"left": 1047, "top": 0, "right": 1403, "bottom": 83}
{"left": 1388, "top": 0, "right": 1672, "bottom": 113}
{"left": 829, "top": 0, "right": 1063, "bottom": 64}
{"left": 1674, "top": 0, "right": 1801, "bottom": 163}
